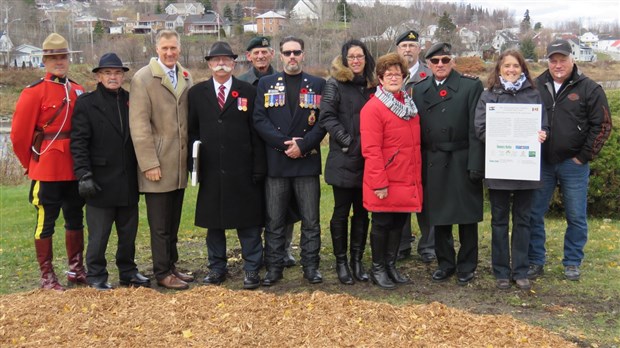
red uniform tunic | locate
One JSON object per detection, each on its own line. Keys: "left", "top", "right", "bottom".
{"left": 11, "top": 73, "right": 85, "bottom": 181}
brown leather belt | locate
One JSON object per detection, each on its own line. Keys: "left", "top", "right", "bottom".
{"left": 42, "top": 131, "right": 71, "bottom": 140}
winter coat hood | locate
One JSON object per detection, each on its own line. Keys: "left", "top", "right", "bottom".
{"left": 330, "top": 55, "right": 377, "bottom": 89}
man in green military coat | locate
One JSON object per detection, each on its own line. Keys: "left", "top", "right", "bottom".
{"left": 410, "top": 43, "right": 484, "bottom": 286}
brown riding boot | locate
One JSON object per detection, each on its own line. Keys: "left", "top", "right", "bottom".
{"left": 35, "top": 237, "right": 64, "bottom": 291}
{"left": 66, "top": 229, "right": 88, "bottom": 285}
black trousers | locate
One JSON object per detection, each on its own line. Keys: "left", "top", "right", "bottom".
{"left": 145, "top": 189, "right": 185, "bottom": 281}
{"left": 29, "top": 180, "right": 84, "bottom": 239}
{"left": 85, "top": 204, "right": 139, "bottom": 283}
{"left": 207, "top": 227, "right": 263, "bottom": 273}
{"left": 434, "top": 223, "right": 478, "bottom": 273}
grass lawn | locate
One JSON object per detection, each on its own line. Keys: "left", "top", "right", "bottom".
{"left": 1, "top": 180, "right": 619, "bottom": 346}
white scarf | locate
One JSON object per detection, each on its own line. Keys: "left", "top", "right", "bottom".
{"left": 375, "top": 86, "right": 418, "bottom": 120}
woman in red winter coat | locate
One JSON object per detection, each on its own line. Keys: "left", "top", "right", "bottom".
{"left": 360, "top": 53, "right": 423, "bottom": 289}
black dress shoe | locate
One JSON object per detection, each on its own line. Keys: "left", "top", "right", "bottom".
{"left": 397, "top": 248, "right": 412, "bottom": 261}
{"left": 120, "top": 273, "right": 151, "bottom": 287}
{"left": 243, "top": 271, "right": 261, "bottom": 290}
{"left": 420, "top": 253, "right": 436, "bottom": 264}
{"left": 262, "top": 269, "right": 283, "bottom": 286}
{"left": 432, "top": 269, "right": 455, "bottom": 282}
{"left": 90, "top": 281, "right": 113, "bottom": 291}
{"left": 203, "top": 270, "right": 227, "bottom": 285}
{"left": 457, "top": 272, "right": 475, "bottom": 285}
{"left": 303, "top": 268, "right": 323, "bottom": 284}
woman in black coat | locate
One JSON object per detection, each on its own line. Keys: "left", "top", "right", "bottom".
{"left": 474, "top": 49, "right": 548, "bottom": 290}
{"left": 319, "top": 39, "right": 377, "bottom": 284}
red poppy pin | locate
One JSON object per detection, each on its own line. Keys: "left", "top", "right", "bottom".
{"left": 231, "top": 90, "right": 239, "bottom": 98}
{"left": 439, "top": 90, "right": 447, "bottom": 97}
{"left": 183, "top": 71, "right": 188, "bottom": 78}
{"left": 419, "top": 72, "right": 427, "bottom": 78}
{"left": 300, "top": 88, "right": 308, "bottom": 94}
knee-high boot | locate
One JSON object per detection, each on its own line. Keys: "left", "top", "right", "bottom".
{"left": 66, "top": 229, "right": 87, "bottom": 285}
{"left": 34, "top": 237, "right": 64, "bottom": 291}
{"left": 369, "top": 226, "right": 395, "bottom": 290}
{"left": 331, "top": 221, "right": 353, "bottom": 285}
{"left": 350, "top": 216, "right": 369, "bottom": 282}
{"left": 386, "top": 227, "right": 410, "bottom": 283}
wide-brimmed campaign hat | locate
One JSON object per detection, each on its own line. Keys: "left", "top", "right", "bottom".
{"left": 205, "top": 41, "right": 238, "bottom": 60}
{"left": 92, "top": 53, "right": 129, "bottom": 73}
{"left": 39, "top": 33, "right": 81, "bottom": 56}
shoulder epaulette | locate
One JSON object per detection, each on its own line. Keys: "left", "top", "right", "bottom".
{"left": 26, "top": 78, "right": 44, "bottom": 88}
{"left": 68, "top": 78, "right": 80, "bottom": 85}
{"left": 461, "top": 73, "right": 479, "bottom": 80}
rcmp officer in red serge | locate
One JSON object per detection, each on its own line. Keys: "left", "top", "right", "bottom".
{"left": 70, "top": 53, "right": 150, "bottom": 290}
{"left": 410, "top": 43, "right": 484, "bottom": 285}
{"left": 253, "top": 36, "right": 326, "bottom": 286}
{"left": 188, "top": 42, "right": 266, "bottom": 289}
{"left": 10, "top": 33, "right": 87, "bottom": 291}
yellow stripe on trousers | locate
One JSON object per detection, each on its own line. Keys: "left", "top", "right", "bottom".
{"left": 32, "top": 180, "right": 45, "bottom": 240}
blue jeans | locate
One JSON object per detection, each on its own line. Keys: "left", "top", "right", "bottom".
{"left": 529, "top": 158, "right": 589, "bottom": 267}
{"left": 264, "top": 176, "right": 321, "bottom": 269}
{"left": 489, "top": 189, "right": 533, "bottom": 280}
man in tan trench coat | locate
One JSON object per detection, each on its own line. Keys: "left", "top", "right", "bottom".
{"left": 129, "top": 30, "right": 194, "bottom": 290}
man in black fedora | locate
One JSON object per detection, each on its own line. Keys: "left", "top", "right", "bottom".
{"left": 188, "top": 42, "right": 266, "bottom": 289}
{"left": 71, "top": 52, "right": 150, "bottom": 290}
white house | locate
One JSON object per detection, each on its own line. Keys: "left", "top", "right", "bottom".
{"left": 291, "top": 0, "right": 321, "bottom": 21}
{"left": 492, "top": 30, "right": 519, "bottom": 51}
{"left": 0, "top": 32, "right": 14, "bottom": 66}
{"left": 579, "top": 32, "right": 599, "bottom": 48}
{"left": 567, "top": 39, "right": 596, "bottom": 62}
{"left": 458, "top": 27, "right": 479, "bottom": 51}
{"left": 165, "top": 2, "right": 205, "bottom": 16}
{"left": 13, "top": 44, "right": 42, "bottom": 68}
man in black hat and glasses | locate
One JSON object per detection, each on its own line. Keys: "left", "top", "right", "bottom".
{"left": 188, "top": 42, "right": 266, "bottom": 289}
{"left": 71, "top": 53, "right": 150, "bottom": 290}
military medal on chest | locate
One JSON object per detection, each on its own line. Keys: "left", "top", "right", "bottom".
{"left": 237, "top": 97, "right": 248, "bottom": 111}
{"left": 308, "top": 110, "right": 316, "bottom": 126}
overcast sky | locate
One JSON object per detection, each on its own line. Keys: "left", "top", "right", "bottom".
{"left": 353, "top": 0, "right": 620, "bottom": 27}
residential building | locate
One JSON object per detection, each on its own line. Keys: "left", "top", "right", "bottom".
{"left": 255, "top": 11, "right": 286, "bottom": 35}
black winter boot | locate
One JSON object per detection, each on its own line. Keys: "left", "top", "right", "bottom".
{"left": 369, "top": 227, "right": 395, "bottom": 290}
{"left": 350, "top": 215, "right": 369, "bottom": 282}
{"left": 386, "top": 227, "right": 410, "bottom": 284}
{"left": 331, "top": 221, "right": 353, "bottom": 285}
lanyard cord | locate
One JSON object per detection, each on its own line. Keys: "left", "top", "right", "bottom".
{"left": 31, "top": 81, "right": 71, "bottom": 156}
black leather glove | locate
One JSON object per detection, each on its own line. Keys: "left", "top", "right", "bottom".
{"left": 78, "top": 172, "right": 101, "bottom": 198}
{"left": 334, "top": 130, "right": 352, "bottom": 153}
{"left": 252, "top": 174, "right": 265, "bottom": 184}
{"left": 469, "top": 170, "right": 484, "bottom": 182}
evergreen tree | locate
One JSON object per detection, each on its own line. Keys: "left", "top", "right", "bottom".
{"left": 435, "top": 11, "right": 457, "bottom": 44}
{"left": 520, "top": 9, "right": 531, "bottom": 34}
{"left": 223, "top": 4, "right": 233, "bottom": 21}
{"left": 201, "top": 0, "right": 213, "bottom": 11}
{"left": 520, "top": 36, "right": 537, "bottom": 60}
{"left": 336, "top": 0, "right": 353, "bottom": 23}
{"left": 234, "top": 2, "right": 244, "bottom": 24}
{"left": 534, "top": 22, "right": 542, "bottom": 31}
{"left": 93, "top": 20, "right": 105, "bottom": 42}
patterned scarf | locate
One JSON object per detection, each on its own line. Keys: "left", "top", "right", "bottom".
{"left": 374, "top": 86, "right": 418, "bottom": 120}
{"left": 500, "top": 73, "right": 527, "bottom": 91}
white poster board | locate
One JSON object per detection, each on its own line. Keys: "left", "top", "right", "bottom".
{"left": 485, "top": 103, "right": 542, "bottom": 181}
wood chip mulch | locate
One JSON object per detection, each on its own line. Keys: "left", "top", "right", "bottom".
{"left": 0, "top": 287, "right": 575, "bottom": 347}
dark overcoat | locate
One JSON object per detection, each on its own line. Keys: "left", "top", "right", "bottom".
{"left": 71, "top": 83, "right": 138, "bottom": 208}
{"left": 411, "top": 69, "right": 484, "bottom": 226}
{"left": 252, "top": 72, "right": 326, "bottom": 177}
{"left": 188, "top": 77, "right": 266, "bottom": 229}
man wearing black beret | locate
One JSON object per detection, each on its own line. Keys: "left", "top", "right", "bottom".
{"left": 238, "top": 36, "right": 276, "bottom": 86}
{"left": 394, "top": 29, "right": 435, "bottom": 264}
{"left": 410, "top": 42, "right": 484, "bottom": 286}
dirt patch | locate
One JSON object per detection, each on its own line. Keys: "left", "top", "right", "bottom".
{"left": 0, "top": 287, "right": 575, "bottom": 347}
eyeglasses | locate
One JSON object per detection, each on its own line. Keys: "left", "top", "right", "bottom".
{"left": 429, "top": 57, "right": 452, "bottom": 65}
{"left": 346, "top": 55, "right": 365, "bottom": 61}
{"left": 382, "top": 73, "right": 403, "bottom": 80}
{"left": 281, "top": 50, "right": 303, "bottom": 57}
